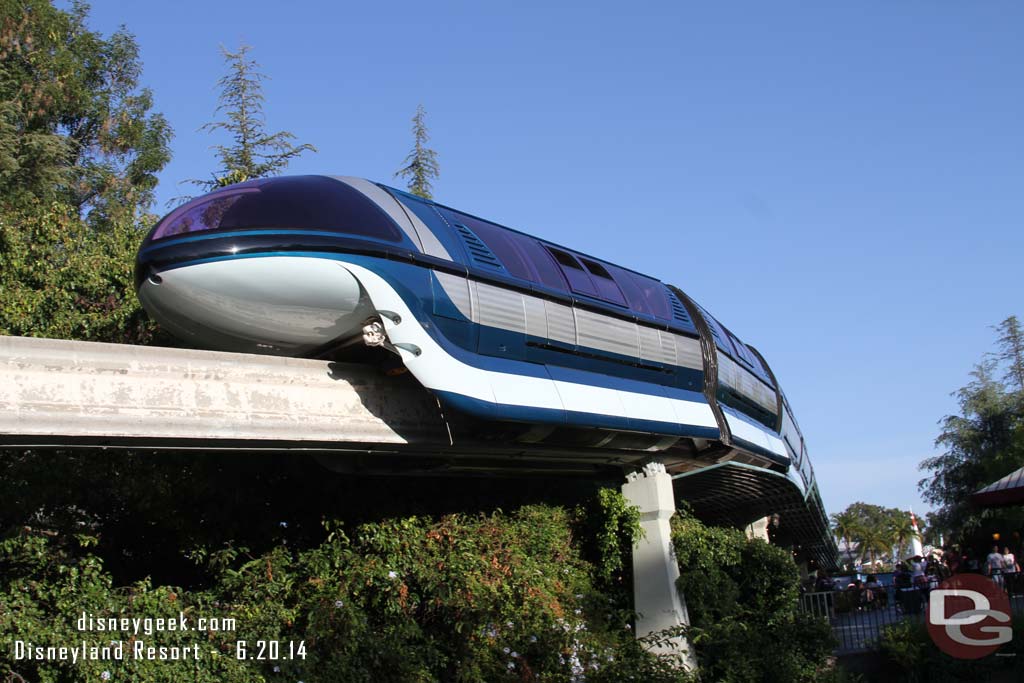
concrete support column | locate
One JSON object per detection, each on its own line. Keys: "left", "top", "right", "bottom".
{"left": 746, "top": 515, "right": 770, "bottom": 541}
{"left": 622, "top": 463, "right": 697, "bottom": 670}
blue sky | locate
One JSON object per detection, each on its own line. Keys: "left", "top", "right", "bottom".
{"left": 82, "top": 1, "right": 1023, "bottom": 517}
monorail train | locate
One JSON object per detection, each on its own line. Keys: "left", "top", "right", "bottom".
{"left": 134, "top": 175, "right": 820, "bottom": 500}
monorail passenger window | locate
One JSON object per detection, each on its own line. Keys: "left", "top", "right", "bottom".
{"left": 439, "top": 210, "right": 568, "bottom": 291}
{"left": 149, "top": 176, "right": 404, "bottom": 243}
{"left": 699, "top": 308, "right": 738, "bottom": 357}
{"left": 150, "top": 189, "right": 255, "bottom": 239}
{"left": 511, "top": 236, "right": 569, "bottom": 291}
{"left": 725, "top": 329, "right": 759, "bottom": 370}
{"left": 545, "top": 247, "right": 599, "bottom": 297}
{"left": 606, "top": 267, "right": 673, "bottom": 320}
{"left": 446, "top": 211, "right": 532, "bottom": 279}
{"left": 579, "top": 258, "right": 627, "bottom": 306}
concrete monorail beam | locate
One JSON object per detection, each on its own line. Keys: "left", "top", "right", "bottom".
{"left": 0, "top": 335, "right": 447, "bottom": 448}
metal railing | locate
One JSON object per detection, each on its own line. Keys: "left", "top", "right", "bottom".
{"left": 800, "top": 587, "right": 922, "bottom": 653}
{"left": 799, "top": 581, "right": 1024, "bottom": 654}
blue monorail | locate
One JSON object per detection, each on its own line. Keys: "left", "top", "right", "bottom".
{"left": 135, "top": 175, "right": 819, "bottom": 496}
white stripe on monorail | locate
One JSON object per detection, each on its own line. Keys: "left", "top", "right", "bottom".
{"left": 0, "top": 335, "right": 446, "bottom": 445}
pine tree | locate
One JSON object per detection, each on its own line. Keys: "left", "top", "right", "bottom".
{"left": 995, "top": 315, "right": 1024, "bottom": 392}
{"left": 194, "top": 44, "right": 315, "bottom": 190}
{"left": 394, "top": 104, "right": 439, "bottom": 199}
{"left": 919, "top": 316, "right": 1024, "bottom": 542}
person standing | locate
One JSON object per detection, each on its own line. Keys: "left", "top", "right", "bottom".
{"left": 909, "top": 555, "right": 926, "bottom": 588}
{"left": 1002, "top": 546, "right": 1020, "bottom": 593}
{"left": 986, "top": 545, "right": 1005, "bottom": 589}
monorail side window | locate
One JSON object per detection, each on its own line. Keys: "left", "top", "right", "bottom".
{"left": 725, "top": 329, "right": 760, "bottom": 371}
{"left": 602, "top": 266, "right": 674, "bottom": 321}
{"left": 697, "top": 306, "right": 738, "bottom": 357}
{"left": 471, "top": 218, "right": 569, "bottom": 291}
{"left": 444, "top": 210, "right": 533, "bottom": 279}
{"left": 510, "top": 235, "right": 569, "bottom": 291}
{"left": 579, "top": 258, "right": 627, "bottom": 306}
{"left": 545, "top": 247, "right": 599, "bottom": 297}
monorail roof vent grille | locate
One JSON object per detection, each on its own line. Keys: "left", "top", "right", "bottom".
{"left": 668, "top": 289, "right": 693, "bottom": 326}
{"left": 453, "top": 222, "right": 504, "bottom": 272}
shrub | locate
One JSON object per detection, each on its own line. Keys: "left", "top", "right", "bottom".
{"left": 0, "top": 200, "right": 164, "bottom": 344}
{"left": 671, "top": 509, "right": 834, "bottom": 682}
{"left": 1, "top": 494, "right": 689, "bottom": 683}
{"left": 879, "top": 618, "right": 1023, "bottom": 682}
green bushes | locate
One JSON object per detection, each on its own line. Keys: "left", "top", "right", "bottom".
{"left": 1, "top": 496, "right": 688, "bottom": 683}
{"left": 0, "top": 453, "right": 841, "bottom": 683}
{"left": 879, "top": 619, "right": 1024, "bottom": 682}
{"left": 671, "top": 509, "right": 835, "bottom": 682}
{"left": 0, "top": 201, "right": 164, "bottom": 344}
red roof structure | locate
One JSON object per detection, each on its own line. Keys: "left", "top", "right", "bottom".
{"left": 972, "top": 466, "right": 1024, "bottom": 507}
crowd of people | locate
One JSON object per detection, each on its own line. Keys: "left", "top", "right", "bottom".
{"left": 810, "top": 544, "right": 1021, "bottom": 613}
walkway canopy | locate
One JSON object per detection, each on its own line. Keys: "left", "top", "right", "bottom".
{"left": 972, "top": 466, "right": 1024, "bottom": 508}
{"left": 672, "top": 462, "right": 839, "bottom": 571}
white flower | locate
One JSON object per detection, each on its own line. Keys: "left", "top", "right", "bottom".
{"left": 387, "top": 570, "right": 398, "bottom": 579}
{"left": 279, "top": 521, "right": 288, "bottom": 528}
{"left": 507, "top": 662, "right": 515, "bottom": 670}
{"left": 503, "top": 647, "right": 510, "bottom": 654}
{"left": 101, "top": 673, "right": 111, "bottom": 681}
{"left": 529, "top": 635, "right": 537, "bottom": 643}
{"left": 335, "top": 600, "right": 344, "bottom": 608}
{"left": 511, "top": 651, "right": 519, "bottom": 658}
{"left": 273, "top": 665, "right": 280, "bottom": 672}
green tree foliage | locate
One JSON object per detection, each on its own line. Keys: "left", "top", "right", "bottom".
{"left": 0, "top": 1, "right": 170, "bottom": 344}
{"left": 0, "top": 200, "right": 161, "bottom": 342}
{"left": 0, "top": 484, "right": 688, "bottom": 683}
{"left": 995, "top": 315, "right": 1024, "bottom": 392}
{"left": 830, "top": 503, "right": 923, "bottom": 567}
{"left": 671, "top": 510, "right": 834, "bottom": 682}
{"left": 0, "top": 0, "right": 171, "bottom": 228}
{"left": 919, "top": 316, "right": 1024, "bottom": 542}
{"left": 395, "top": 104, "right": 440, "bottom": 199}
{"left": 829, "top": 509, "right": 860, "bottom": 557}
{"left": 0, "top": 533, "right": 260, "bottom": 683}
{"left": 192, "top": 44, "right": 315, "bottom": 191}
{"left": 888, "top": 512, "right": 920, "bottom": 558}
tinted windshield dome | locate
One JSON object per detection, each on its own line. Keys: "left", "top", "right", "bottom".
{"left": 147, "top": 175, "right": 403, "bottom": 242}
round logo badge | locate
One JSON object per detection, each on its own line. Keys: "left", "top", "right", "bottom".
{"left": 926, "top": 574, "right": 1013, "bottom": 659}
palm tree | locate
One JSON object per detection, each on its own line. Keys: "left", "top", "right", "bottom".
{"left": 831, "top": 511, "right": 861, "bottom": 566}
{"left": 858, "top": 525, "right": 892, "bottom": 566}
{"left": 888, "top": 511, "right": 919, "bottom": 560}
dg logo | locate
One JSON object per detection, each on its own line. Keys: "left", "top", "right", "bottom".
{"left": 927, "top": 574, "right": 1013, "bottom": 659}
